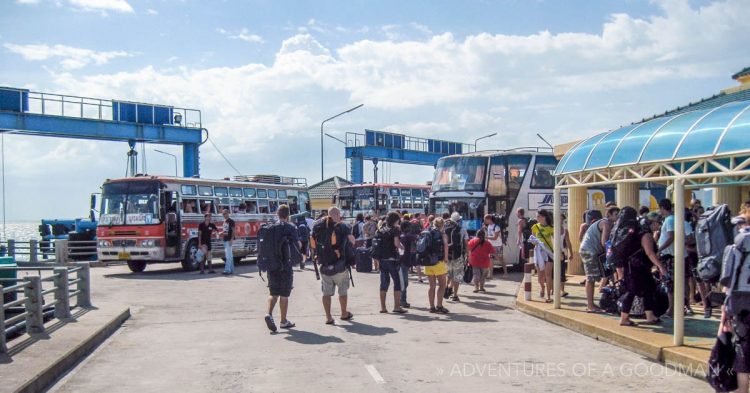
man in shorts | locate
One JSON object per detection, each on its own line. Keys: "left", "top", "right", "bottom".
{"left": 579, "top": 206, "right": 619, "bottom": 313}
{"left": 312, "top": 207, "right": 355, "bottom": 325}
{"left": 264, "top": 204, "right": 299, "bottom": 332}
{"left": 197, "top": 213, "right": 218, "bottom": 274}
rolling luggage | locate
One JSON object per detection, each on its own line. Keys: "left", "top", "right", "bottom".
{"left": 355, "top": 247, "right": 373, "bottom": 272}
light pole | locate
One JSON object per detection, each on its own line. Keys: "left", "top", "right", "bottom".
{"left": 321, "top": 104, "right": 363, "bottom": 181}
{"left": 154, "top": 149, "right": 178, "bottom": 177}
{"left": 474, "top": 132, "right": 498, "bottom": 151}
{"left": 325, "top": 133, "right": 348, "bottom": 181}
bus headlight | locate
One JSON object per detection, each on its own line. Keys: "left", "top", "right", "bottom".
{"left": 98, "top": 240, "right": 112, "bottom": 247}
{"left": 141, "top": 239, "right": 155, "bottom": 247}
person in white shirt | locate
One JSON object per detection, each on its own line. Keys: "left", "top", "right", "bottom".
{"left": 484, "top": 214, "right": 507, "bottom": 276}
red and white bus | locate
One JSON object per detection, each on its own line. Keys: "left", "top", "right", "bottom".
{"left": 335, "top": 183, "right": 431, "bottom": 219}
{"left": 96, "top": 174, "right": 310, "bottom": 272}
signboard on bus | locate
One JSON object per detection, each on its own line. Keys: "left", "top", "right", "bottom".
{"left": 528, "top": 193, "right": 569, "bottom": 211}
{"left": 99, "top": 214, "right": 124, "bottom": 225}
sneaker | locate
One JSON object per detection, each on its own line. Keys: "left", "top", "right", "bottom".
{"left": 280, "top": 320, "right": 295, "bottom": 329}
{"left": 450, "top": 295, "right": 460, "bottom": 302}
{"left": 704, "top": 307, "right": 713, "bottom": 319}
{"left": 401, "top": 302, "right": 411, "bottom": 308}
{"left": 443, "top": 287, "right": 453, "bottom": 299}
{"left": 264, "top": 314, "right": 277, "bottom": 332}
{"left": 685, "top": 306, "right": 695, "bottom": 316}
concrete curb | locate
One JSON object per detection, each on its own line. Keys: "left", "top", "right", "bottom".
{"left": 14, "top": 307, "right": 131, "bottom": 393}
{"left": 515, "top": 293, "right": 708, "bottom": 378}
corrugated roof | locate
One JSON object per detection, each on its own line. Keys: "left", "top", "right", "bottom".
{"left": 733, "top": 66, "right": 750, "bottom": 80}
{"left": 307, "top": 176, "right": 352, "bottom": 199}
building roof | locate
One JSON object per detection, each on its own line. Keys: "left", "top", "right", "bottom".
{"left": 307, "top": 176, "right": 352, "bottom": 199}
{"left": 733, "top": 66, "right": 750, "bottom": 80}
{"left": 555, "top": 100, "right": 750, "bottom": 175}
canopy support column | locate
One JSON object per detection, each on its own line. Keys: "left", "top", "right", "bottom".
{"left": 616, "top": 183, "right": 639, "bottom": 210}
{"left": 673, "top": 179, "right": 685, "bottom": 346}
{"left": 715, "top": 185, "right": 742, "bottom": 214}
{"left": 553, "top": 187, "right": 563, "bottom": 309}
{"left": 567, "top": 187, "right": 587, "bottom": 275}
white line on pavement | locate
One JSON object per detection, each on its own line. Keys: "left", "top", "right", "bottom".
{"left": 365, "top": 364, "right": 386, "bottom": 384}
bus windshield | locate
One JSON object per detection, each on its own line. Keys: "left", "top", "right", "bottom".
{"left": 100, "top": 181, "right": 160, "bottom": 225}
{"left": 432, "top": 157, "right": 487, "bottom": 192}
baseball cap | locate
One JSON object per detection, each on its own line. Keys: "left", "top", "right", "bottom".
{"left": 450, "top": 212, "right": 461, "bottom": 222}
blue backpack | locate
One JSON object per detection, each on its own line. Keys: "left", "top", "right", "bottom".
{"left": 416, "top": 228, "right": 442, "bottom": 266}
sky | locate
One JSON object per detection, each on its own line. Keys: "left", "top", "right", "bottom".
{"left": 0, "top": 0, "right": 749, "bottom": 221}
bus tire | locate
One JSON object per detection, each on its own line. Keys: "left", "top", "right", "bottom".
{"left": 182, "top": 240, "right": 200, "bottom": 272}
{"left": 127, "top": 260, "right": 146, "bottom": 273}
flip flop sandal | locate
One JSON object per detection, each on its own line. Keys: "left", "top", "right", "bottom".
{"left": 643, "top": 318, "right": 662, "bottom": 325}
{"left": 379, "top": 310, "right": 388, "bottom": 313}
{"left": 561, "top": 292, "right": 569, "bottom": 298}
{"left": 545, "top": 299, "right": 553, "bottom": 303}
{"left": 437, "top": 306, "right": 450, "bottom": 314}
{"left": 325, "top": 319, "right": 335, "bottom": 325}
{"left": 619, "top": 321, "right": 638, "bottom": 326}
{"left": 341, "top": 312, "right": 354, "bottom": 321}
{"left": 393, "top": 309, "right": 408, "bottom": 314}
{"left": 429, "top": 307, "right": 438, "bottom": 313}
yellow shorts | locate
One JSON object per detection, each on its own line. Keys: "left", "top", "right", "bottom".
{"left": 424, "top": 261, "right": 448, "bottom": 276}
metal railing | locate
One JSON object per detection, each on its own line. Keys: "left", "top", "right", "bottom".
{"left": 0, "top": 263, "right": 92, "bottom": 353}
{"left": 345, "top": 132, "right": 477, "bottom": 154}
{"left": 3, "top": 239, "right": 97, "bottom": 263}
{"left": 1, "top": 86, "right": 203, "bottom": 129}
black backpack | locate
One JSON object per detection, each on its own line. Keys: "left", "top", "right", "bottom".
{"left": 416, "top": 228, "right": 443, "bottom": 266}
{"left": 707, "top": 332, "right": 738, "bottom": 392}
{"left": 312, "top": 218, "right": 341, "bottom": 267}
{"left": 522, "top": 218, "right": 537, "bottom": 242}
{"left": 371, "top": 227, "right": 393, "bottom": 260}
{"left": 444, "top": 220, "right": 463, "bottom": 260}
{"left": 257, "top": 222, "right": 295, "bottom": 272}
{"left": 352, "top": 221, "right": 362, "bottom": 239}
{"left": 608, "top": 207, "right": 640, "bottom": 266}
{"left": 297, "top": 222, "right": 310, "bottom": 242}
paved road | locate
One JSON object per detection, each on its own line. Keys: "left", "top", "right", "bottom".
{"left": 49, "top": 260, "right": 710, "bottom": 392}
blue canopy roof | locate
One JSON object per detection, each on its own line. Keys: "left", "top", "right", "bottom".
{"left": 555, "top": 100, "right": 750, "bottom": 175}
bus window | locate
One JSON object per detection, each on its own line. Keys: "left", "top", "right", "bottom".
{"left": 198, "top": 186, "right": 213, "bottom": 196}
{"left": 268, "top": 189, "right": 278, "bottom": 199}
{"left": 433, "top": 156, "right": 487, "bottom": 192}
{"left": 390, "top": 197, "right": 400, "bottom": 209}
{"left": 488, "top": 156, "right": 507, "bottom": 196}
{"left": 413, "top": 197, "right": 422, "bottom": 209}
{"left": 402, "top": 197, "right": 412, "bottom": 209}
{"left": 182, "top": 198, "right": 198, "bottom": 214}
{"left": 245, "top": 200, "right": 258, "bottom": 213}
{"left": 389, "top": 188, "right": 400, "bottom": 197}
{"left": 214, "top": 187, "right": 229, "bottom": 197}
{"left": 243, "top": 188, "right": 256, "bottom": 198}
{"left": 269, "top": 200, "right": 279, "bottom": 213}
{"left": 401, "top": 189, "right": 411, "bottom": 197}
{"left": 257, "top": 189, "right": 268, "bottom": 198}
{"left": 229, "top": 187, "right": 243, "bottom": 198}
{"left": 199, "top": 199, "right": 215, "bottom": 214}
{"left": 287, "top": 195, "right": 299, "bottom": 214}
{"left": 531, "top": 155, "right": 557, "bottom": 189}
{"left": 181, "top": 185, "right": 197, "bottom": 196}
{"left": 278, "top": 190, "right": 287, "bottom": 199}
{"left": 258, "top": 199, "right": 270, "bottom": 214}
{"left": 507, "top": 155, "right": 531, "bottom": 197}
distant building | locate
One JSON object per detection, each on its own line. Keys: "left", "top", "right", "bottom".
{"left": 307, "top": 176, "right": 352, "bottom": 216}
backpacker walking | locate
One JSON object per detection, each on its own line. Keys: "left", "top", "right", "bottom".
{"left": 421, "top": 217, "right": 450, "bottom": 313}
{"left": 371, "top": 211, "right": 407, "bottom": 313}
{"left": 259, "top": 205, "right": 301, "bottom": 332}
{"left": 311, "top": 207, "right": 356, "bottom": 325}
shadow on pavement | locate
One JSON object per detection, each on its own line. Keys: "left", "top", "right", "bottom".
{"left": 461, "top": 301, "right": 511, "bottom": 312}
{"left": 280, "top": 329, "right": 345, "bottom": 345}
{"left": 336, "top": 320, "right": 397, "bottom": 336}
{"left": 104, "top": 262, "right": 260, "bottom": 281}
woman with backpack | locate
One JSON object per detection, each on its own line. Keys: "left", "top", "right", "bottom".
{"left": 375, "top": 212, "right": 407, "bottom": 314}
{"left": 619, "top": 212, "right": 669, "bottom": 326}
{"left": 425, "top": 217, "right": 450, "bottom": 314}
{"left": 399, "top": 220, "right": 418, "bottom": 308}
{"left": 468, "top": 229, "right": 496, "bottom": 293}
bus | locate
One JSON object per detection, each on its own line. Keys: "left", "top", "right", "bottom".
{"left": 430, "top": 149, "right": 666, "bottom": 268}
{"left": 96, "top": 174, "right": 310, "bottom": 272}
{"left": 335, "top": 183, "right": 431, "bottom": 219}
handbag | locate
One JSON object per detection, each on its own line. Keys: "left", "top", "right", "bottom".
{"left": 707, "top": 332, "right": 738, "bottom": 392}
{"left": 463, "top": 261, "right": 473, "bottom": 284}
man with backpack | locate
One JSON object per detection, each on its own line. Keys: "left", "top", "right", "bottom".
{"left": 579, "top": 207, "right": 619, "bottom": 313}
{"left": 260, "top": 205, "right": 301, "bottom": 333}
{"left": 295, "top": 216, "right": 311, "bottom": 270}
{"left": 311, "top": 207, "right": 356, "bottom": 325}
{"left": 656, "top": 198, "right": 693, "bottom": 317}
{"left": 444, "top": 212, "right": 467, "bottom": 302}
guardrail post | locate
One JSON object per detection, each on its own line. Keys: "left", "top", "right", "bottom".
{"left": 76, "top": 262, "right": 91, "bottom": 307}
{"left": 53, "top": 267, "right": 71, "bottom": 319}
{"left": 55, "top": 240, "right": 68, "bottom": 264}
{"left": 8, "top": 239, "right": 15, "bottom": 257}
{"left": 0, "top": 284, "right": 7, "bottom": 353}
{"left": 24, "top": 276, "right": 45, "bottom": 334}
{"left": 29, "top": 239, "right": 39, "bottom": 263}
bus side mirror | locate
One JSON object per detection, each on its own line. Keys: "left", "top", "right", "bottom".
{"left": 90, "top": 194, "right": 97, "bottom": 210}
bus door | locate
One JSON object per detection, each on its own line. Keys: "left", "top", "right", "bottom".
{"left": 163, "top": 190, "right": 182, "bottom": 259}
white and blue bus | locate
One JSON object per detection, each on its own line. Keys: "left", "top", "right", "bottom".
{"left": 429, "top": 148, "right": 667, "bottom": 267}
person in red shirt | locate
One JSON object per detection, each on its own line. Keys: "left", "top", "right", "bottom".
{"left": 468, "top": 229, "right": 496, "bottom": 293}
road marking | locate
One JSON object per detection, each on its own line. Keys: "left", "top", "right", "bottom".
{"left": 365, "top": 364, "right": 385, "bottom": 384}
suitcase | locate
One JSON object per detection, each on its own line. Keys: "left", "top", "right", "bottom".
{"left": 355, "top": 247, "right": 373, "bottom": 272}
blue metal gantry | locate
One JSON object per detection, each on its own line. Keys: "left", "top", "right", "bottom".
{"left": 0, "top": 87, "right": 205, "bottom": 177}
{"left": 344, "top": 130, "right": 476, "bottom": 183}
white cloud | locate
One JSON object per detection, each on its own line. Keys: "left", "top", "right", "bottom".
{"left": 68, "top": 0, "right": 134, "bottom": 14}
{"left": 15, "top": 0, "right": 41, "bottom": 4}
{"left": 217, "top": 28, "right": 265, "bottom": 44}
{"left": 3, "top": 43, "right": 132, "bottom": 70}
{"left": 146, "top": 8, "right": 158, "bottom": 15}
{"left": 8, "top": 0, "right": 750, "bottom": 220}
